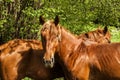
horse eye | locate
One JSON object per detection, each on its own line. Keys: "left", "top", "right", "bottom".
{"left": 85, "top": 33, "right": 89, "bottom": 38}
{"left": 98, "top": 30, "right": 102, "bottom": 33}
{"left": 42, "top": 27, "right": 48, "bottom": 31}
{"left": 57, "top": 34, "right": 59, "bottom": 37}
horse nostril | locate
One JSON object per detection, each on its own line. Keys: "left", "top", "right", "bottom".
{"left": 43, "top": 59, "right": 46, "bottom": 64}
{"left": 43, "top": 59, "right": 54, "bottom": 68}
{"left": 44, "top": 60, "right": 51, "bottom": 65}
{"left": 51, "top": 57, "right": 54, "bottom": 63}
{"left": 43, "top": 57, "right": 46, "bottom": 63}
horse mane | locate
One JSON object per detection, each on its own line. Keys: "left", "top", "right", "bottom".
{"left": 78, "top": 28, "right": 102, "bottom": 39}
{"left": 0, "top": 39, "right": 19, "bottom": 51}
{"left": 0, "top": 39, "right": 43, "bottom": 55}
{"left": 60, "top": 26, "right": 78, "bottom": 40}
{"left": 78, "top": 27, "right": 111, "bottom": 43}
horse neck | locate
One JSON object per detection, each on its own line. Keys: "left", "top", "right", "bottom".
{"left": 58, "top": 27, "right": 80, "bottom": 64}
{"left": 58, "top": 28, "right": 90, "bottom": 79}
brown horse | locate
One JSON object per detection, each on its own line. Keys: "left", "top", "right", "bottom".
{"left": 0, "top": 18, "right": 111, "bottom": 80}
{"left": 0, "top": 27, "right": 110, "bottom": 80}
{"left": 0, "top": 30, "right": 110, "bottom": 80}
{"left": 0, "top": 39, "right": 65, "bottom": 80}
{"left": 40, "top": 16, "right": 120, "bottom": 80}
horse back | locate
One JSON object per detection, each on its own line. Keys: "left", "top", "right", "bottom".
{"left": 88, "top": 43, "right": 120, "bottom": 79}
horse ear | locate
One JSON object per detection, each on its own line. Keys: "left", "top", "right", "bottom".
{"left": 39, "top": 15, "right": 45, "bottom": 25}
{"left": 103, "top": 26, "right": 108, "bottom": 34}
{"left": 54, "top": 15, "right": 59, "bottom": 26}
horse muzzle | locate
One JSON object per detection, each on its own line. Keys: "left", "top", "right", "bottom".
{"left": 43, "top": 57, "right": 55, "bottom": 68}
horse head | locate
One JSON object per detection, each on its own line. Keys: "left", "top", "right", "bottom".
{"left": 40, "top": 16, "right": 61, "bottom": 68}
{"left": 78, "top": 26, "right": 111, "bottom": 43}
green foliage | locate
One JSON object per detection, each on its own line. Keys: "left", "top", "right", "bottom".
{"left": 0, "top": 0, "right": 120, "bottom": 43}
{"left": 109, "top": 27, "right": 120, "bottom": 42}
{"left": 53, "top": 77, "right": 64, "bottom": 80}
{"left": 22, "top": 77, "right": 32, "bottom": 80}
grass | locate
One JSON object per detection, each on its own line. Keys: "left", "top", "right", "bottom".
{"left": 22, "top": 77, "right": 32, "bottom": 80}
{"left": 110, "top": 27, "right": 120, "bottom": 42}
{"left": 21, "top": 76, "right": 64, "bottom": 80}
